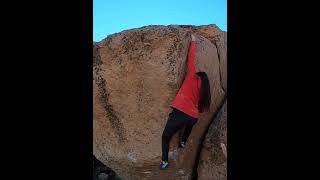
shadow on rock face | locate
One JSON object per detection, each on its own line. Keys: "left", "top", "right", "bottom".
{"left": 93, "top": 155, "right": 121, "bottom": 180}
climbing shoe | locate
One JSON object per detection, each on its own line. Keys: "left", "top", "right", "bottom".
{"left": 159, "top": 160, "right": 169, "bottom": 169}
{"left": 180, "top": 141, "right": 186, "bottom": 148}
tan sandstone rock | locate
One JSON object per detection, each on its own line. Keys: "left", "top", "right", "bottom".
{"left": 197, "top": 100, "right": 227, "bottom": 180}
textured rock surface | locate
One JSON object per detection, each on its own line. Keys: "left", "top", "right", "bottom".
{"left": 93, "top": 24, "right": 227, "bottom": 179}
{"left": 197, "top": 100, "right": 227, "bottom": 180}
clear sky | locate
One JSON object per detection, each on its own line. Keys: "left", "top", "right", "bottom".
{"left": 94, "top": 0, "right": 227, "bottom": 42}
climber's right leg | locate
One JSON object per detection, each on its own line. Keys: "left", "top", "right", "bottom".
{"left": 180, "top": 117, "right": 197, "bottom": 147}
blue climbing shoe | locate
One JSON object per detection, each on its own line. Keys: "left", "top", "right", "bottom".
{"left": 159, "top": 161, "right": 169, "bottom": 169}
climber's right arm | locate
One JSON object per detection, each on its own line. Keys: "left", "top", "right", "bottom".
{"left": 188, "top": 34, "right": 196, "bottom": 74}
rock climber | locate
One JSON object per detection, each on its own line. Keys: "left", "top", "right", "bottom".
{"left": 160, "top": 34, "right": 211, "bottom": 169}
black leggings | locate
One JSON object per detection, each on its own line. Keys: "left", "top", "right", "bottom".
{"left": 161, "top": 108, "right": 197, "bottom": 161}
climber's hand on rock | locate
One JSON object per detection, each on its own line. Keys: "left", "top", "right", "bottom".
{"left": 191, "top": 34, "right": 196, "bottom": 41}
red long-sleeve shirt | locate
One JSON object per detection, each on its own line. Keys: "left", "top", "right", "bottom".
{"left": 171, "top": 40, "right": 201, "bottom": 119}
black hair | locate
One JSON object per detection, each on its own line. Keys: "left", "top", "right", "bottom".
{"left": 197, "top": 72, "right": 211, "bottom": 113}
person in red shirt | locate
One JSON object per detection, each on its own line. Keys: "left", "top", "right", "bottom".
{"left": 160, "top": 34, "right": 211, "bottom": 169}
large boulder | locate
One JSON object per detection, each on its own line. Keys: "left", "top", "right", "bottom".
{"left": 197, "top": 100, "right": 227, "bottom": 180}
{"left": 93, "top": 24, "right": 226, "bottom": 179}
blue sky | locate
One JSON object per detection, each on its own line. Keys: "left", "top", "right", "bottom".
{"left": 94, "top": 0, "right": 227, "bottom": 42}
